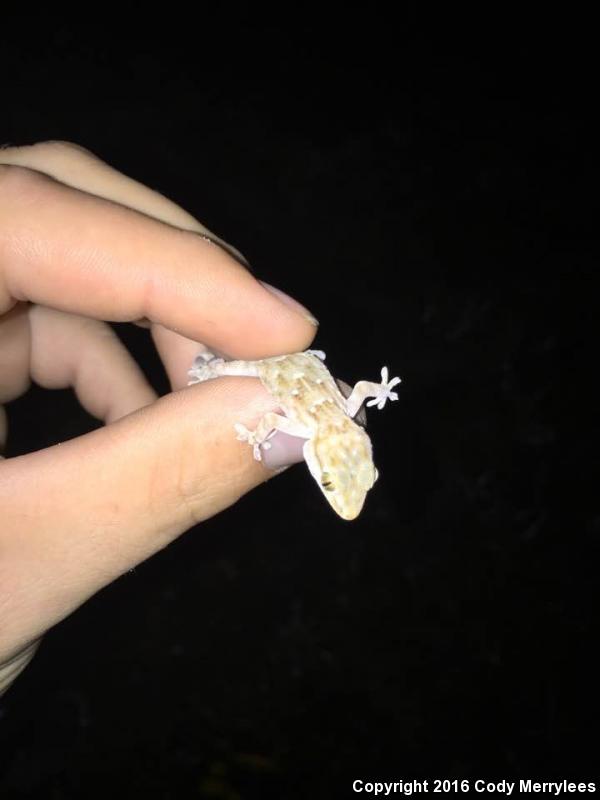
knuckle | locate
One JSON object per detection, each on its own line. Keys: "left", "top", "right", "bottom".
{"left": 5, "top": 140, "right": 95, "bottom": 159}
{"left": 33, "top": 140, "right": 98, "bottom": 159}
{"left": 0, "top": 141, "right": 99, "bottom": 187}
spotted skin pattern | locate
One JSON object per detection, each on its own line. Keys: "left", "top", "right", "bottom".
{"left": 188, "top": 350, "right": 400, "bottom": 520}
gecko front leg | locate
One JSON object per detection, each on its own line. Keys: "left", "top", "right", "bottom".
{"left": 345, "top": 366, "right": 401, "bottom": 418}
{"left": 235, "top": 413, "right": 312, "bottom": 462}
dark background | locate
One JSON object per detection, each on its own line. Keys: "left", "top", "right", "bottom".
{"left": 0, "top": 19, "right": 596, "bottom": 799}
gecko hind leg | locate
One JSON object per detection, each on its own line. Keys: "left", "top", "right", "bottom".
{"left": 188, "top": 352, "right": 259, "bottom": 385}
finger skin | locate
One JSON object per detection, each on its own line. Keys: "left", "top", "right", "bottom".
{"left": 0, "top": 640, "right": 40, "bottom": 698}
{"left": 0, "top": 163, "right": 316, "bottom": 359}
{"left": 0, "top": 378, "right": 280, "bottom": 660}
{"left": 0, "top": 304, "right": 157, "bottom": 419}
{"left": 0, "top": 140, "right": 248, "bottom": 265}
{"left": 27, "top": 305, "right": 157, "bottom": 422}
{"left": 0, "top": 302, "right": 30, "bottom": 402}
{"left": 0, "top": 141, "right": 317, "bottom": 387}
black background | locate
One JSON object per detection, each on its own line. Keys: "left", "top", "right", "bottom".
{"left": 0, "top": 17, "right": 597, "bottom": 799}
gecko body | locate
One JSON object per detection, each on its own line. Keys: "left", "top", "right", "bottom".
{"left": 188, "top": 350, "right": 400, "bottom": 520}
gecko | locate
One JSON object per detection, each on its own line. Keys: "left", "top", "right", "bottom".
{"left": 187, "top": 350, "right": 400, "bottom": 520}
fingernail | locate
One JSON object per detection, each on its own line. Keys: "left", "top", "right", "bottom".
{"left": 261, "top": 431, "right": 306, "bottom": 471}
{"left": 259, "top": 281, "right": 319, "bottom": 326}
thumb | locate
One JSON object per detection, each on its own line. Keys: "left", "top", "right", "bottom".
{"left": 0, "top": 378, "right": 283, "bottom": 658}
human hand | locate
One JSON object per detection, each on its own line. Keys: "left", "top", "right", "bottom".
{"left": 0, "top": 142, "right": 317, "bottom": 692}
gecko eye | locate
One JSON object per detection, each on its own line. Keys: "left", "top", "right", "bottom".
{"left": 321, "top": 472, "right": 335, "bottom": 492}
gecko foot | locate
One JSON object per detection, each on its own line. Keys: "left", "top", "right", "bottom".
{"left": 234, "top": 422, "right": 280, "bottom": 461}
{"left": 234, "top": 423, "right": 262, "bottom": 460}
{"left": 306, "top": 349, "right": 326, "bottom": 361}
{"left": 188, "top": 353, "right": 225, "bottom": 385}
{"left": 366, "top": 366, "right": 402, "bottom": 410}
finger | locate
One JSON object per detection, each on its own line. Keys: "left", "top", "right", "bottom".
{"left": 0, "top": 302, "right": 31, "bottom": 402}
{"left": 0, "top": 142, "right": 252, "bottom": 383}
{"left": 0, "top": 303, "right": 156, "bottom": 420}
{"left": 0, "top": 165, "right": 316, "bottom": 358}
{"left": 0, "top": 640, "right": 40, "bottom": 697}
{"left": 0, "top": 378, "right": 283, "bottom": 658}
{"left": 0, "top": 146, "right": 317, "bottom": 359}
{"left": 0, "top": 141, "right": 249, "bottom": 265}
{"left": 28, "top": 305, "right": 157, "bottom": 422}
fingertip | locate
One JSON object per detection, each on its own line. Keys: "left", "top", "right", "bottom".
{"left": 220, "top": 277, "right": 318, "bottom": 359}
{"left": 258, "top": 281, "right": 319, "bottom": 327}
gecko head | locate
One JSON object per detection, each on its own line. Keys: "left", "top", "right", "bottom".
{"left": 303, "top": 427, "right": 378, "bottom": 520}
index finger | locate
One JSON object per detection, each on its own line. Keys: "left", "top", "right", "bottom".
{"left": 0, "top": 161, "right": 317, "bottom": 359}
